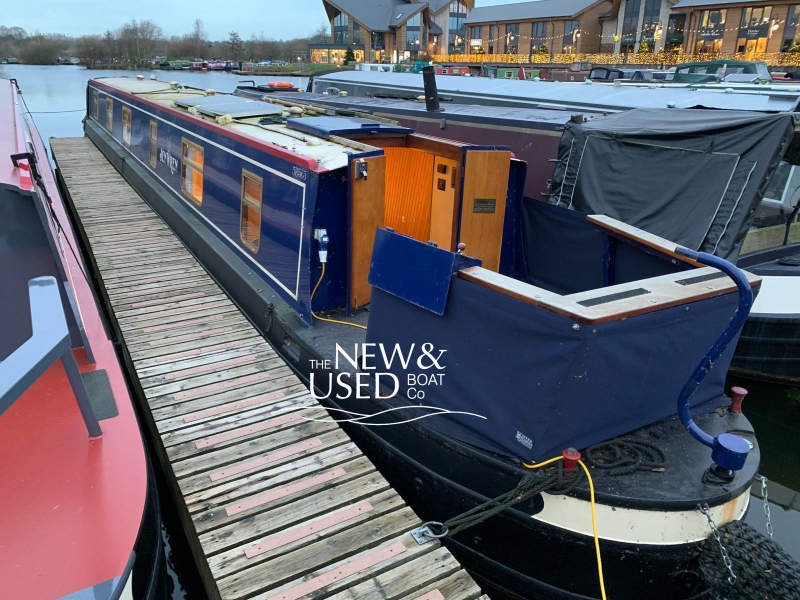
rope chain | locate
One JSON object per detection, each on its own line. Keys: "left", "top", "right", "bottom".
{"left": 758, "top": 475, "right": 774, "bottom": 540}
{"left": 700, "top": 503, "right": 737, "bottom": 586}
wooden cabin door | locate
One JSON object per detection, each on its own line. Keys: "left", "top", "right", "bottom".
{"left": 429, "top": 155, "right": 459, "bottom": 251}
{"left": 458, "top": 150, "right": 511, "bottom": 272}
{"left": 349, "top": 154, "right": 386, "bottom": 310}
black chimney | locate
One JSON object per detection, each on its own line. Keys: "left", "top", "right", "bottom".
{"left": 422, "top": 66, "right": 442, "bottom": 112}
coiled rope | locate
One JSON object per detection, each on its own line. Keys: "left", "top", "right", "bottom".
{"left": 586, "top": 436, "right": 667, "bottom": 476}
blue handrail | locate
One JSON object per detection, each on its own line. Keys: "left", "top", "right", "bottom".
{"left": 0, "top": 277, "right": 101, "bottom": 438}
{"left": 674, "top": 248, "right": 752, "bottom": 471}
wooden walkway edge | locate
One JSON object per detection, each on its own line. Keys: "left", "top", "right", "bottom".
{"left": 51, "top": 137, "right": 488, "bottom": 600}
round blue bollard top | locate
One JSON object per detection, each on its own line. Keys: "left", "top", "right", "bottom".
{"left": 711, "top": 433, "right": 751, "bottom": 472}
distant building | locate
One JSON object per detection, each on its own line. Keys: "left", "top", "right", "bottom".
{"left": 671, "top": 0, "right": 799, "bottom": 55}
{"left": 464, "top": 0, "right": 613, "bottom": 57}
{"left": 313, "top": 0, "right": 475, "bottom": 64}
{"left": 598, "top": 0, "right": 680, "bottom": 54}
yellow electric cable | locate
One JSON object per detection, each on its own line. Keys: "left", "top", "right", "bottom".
{"left": 578, "top": 459, "right": 607, "bottom": 600}
{"left": 521, "top": 455, "right": 564, "bottom": 470}
{"left": 522, "top": 455, "right": 608, "bottom": 600}
{"left": 311, "top": 263, "right": 368, "bottom": 331}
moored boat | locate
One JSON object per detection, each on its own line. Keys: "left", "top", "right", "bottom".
{"left": 271, "top": 70, "right": 800, "bottom": 385}
{"left": 79, "top": 76, "right": 767, "bottom": 599}
{"left": 0, "top": 79, "right": 166, "bottom": 599}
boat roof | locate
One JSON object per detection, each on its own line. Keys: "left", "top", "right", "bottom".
{"left": 313, "top": 71, "right": 800, "bottom": 113}
{"left": 265, "top": 89, "right": 577, "bottom": 131}
{"left": 93, "top": 77, "right": 415, "bottom": 171}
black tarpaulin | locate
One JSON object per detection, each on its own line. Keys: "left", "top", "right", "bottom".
{"left": 549, "top": 109, "right": 795, "bottom": 261}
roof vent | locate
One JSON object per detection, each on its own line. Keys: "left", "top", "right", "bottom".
{"left": 667, "top": 101, "right": 676, "bottom": 108}
{"left": 206, "top": 89, "right": 215, "bottom": 96}
{"left": 724, "top": 87, "right": 734, "bottom": 93}
{"left": 170, "top": 81, "right": 179, "bottom": 89}
{"left": 136, "top": 74, "right": 144, "bottom": 80}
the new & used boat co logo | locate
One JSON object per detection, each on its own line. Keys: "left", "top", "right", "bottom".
{"left": 308, "top": 343, "right": 486, "bottom": 426}
{"left": 159, "top": 149, "right": 179, "bottom": 175}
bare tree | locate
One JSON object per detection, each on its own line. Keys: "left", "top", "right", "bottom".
{"left": 227, "top": 31, "right": 243, "bottom": 61}
{"left": 189, "top": 19, "right": 206, "bottom": 59}
{"left": 75, "top": 35, "right": 105, "bottom": 68}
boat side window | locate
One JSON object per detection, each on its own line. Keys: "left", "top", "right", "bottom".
{"left": 240, "top": 170, "right": 263, "bottom": 253}
{"left": 105, "top": 98, "right": 113, "bottom": 131}
{"left": 180, "top": 138, "right": 204, "bottom": 206}
{"left": 122, "top": 107, "right": 131, "bottom": 147}
{"left": 93, "top": 90, "right": 99, "bottom": 120}
{"left": 149, "top": 121, "right": 157, "bottom": 168}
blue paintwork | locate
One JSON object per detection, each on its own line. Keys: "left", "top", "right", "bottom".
{"left": 89, "top": 81, "right": 341, "bottom": 324}
{"left": 368, "top": 228, "right": 481, "bottom": 315}
{"left": 286, "top": 116, "right": 413, "bottom": 138}
{"left": 674, "top": 247, "right": 754, "bottom": 471}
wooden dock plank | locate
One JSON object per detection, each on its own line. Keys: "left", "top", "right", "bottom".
{"left": 51, "top": 136, "right": 485, "bottom": 600}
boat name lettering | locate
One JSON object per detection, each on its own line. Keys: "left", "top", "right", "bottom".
{"left": 159, "top": 149, "right": 179, "bottom": 175}
{"left": 292, "top": 166, "right": 307, "bottom": 181}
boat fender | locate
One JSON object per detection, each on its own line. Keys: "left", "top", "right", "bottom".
{"left": 136, "top": 74, "right": 144, "bottom": 80}
{"left": 169, "top": 81, "right": 179, "bottom": 89}
{"left": 188, "top": 107, "right": 199, "bottom": 115}
{"left": 339, "top": 91, "right": 348, "bottom": 97}
{"left": 416, "top": 95, "right": 426, "bottom": 102}
{"left": 700, "top": 520, "right": 800, "bottom": 600}
{"left": 288, "top": 106, "right": 304, "bottom": 115}
{"left": 215, "top": 114, "right": 233, "bottom": 125}
{"left": 206, "top": 89, "right": 215, "bottom": 96}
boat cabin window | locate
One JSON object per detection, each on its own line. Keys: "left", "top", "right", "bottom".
{"left": 105, "top": 98, "right": 113, "bottom": 131}
{"left": 93, "top": 90, "right": 99, "bottom": 120}
{"left": 180, "top": 138, "right": 204, "bottom": 206}
{"left": 149, "top": 121, "right": 157, "bottom": 168}
{"left": 240, "top": 169, "right": 262, "bottom": 253}
{"left": 122, "top": 107, "right": 131, "bottom": 147}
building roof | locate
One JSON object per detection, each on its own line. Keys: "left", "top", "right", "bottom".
{"left": 323, "top": 0, "right": 427, "bottom": 32}
{"left": 673, "top": 0, "right": 743, "bottom": 7}
{"left": 466, "top": 0, "right": 601, "bottom": 23}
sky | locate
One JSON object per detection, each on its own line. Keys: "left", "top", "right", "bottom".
{"left": 14, "top": 0, "right": 514, "bottom": 41}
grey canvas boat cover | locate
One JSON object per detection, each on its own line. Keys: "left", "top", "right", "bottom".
{"left": 549, "top": 109, "right": 795, "bottom": 260}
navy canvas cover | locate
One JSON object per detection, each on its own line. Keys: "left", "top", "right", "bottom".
{"left": 549, "top": 109, "right": 795, "bottom": 261}
{"left": 367, "top": 277, "right": 742, "bottom": 462}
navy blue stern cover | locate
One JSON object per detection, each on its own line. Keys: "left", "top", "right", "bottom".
{"left": 366, "top": 276, "right": 743, "bottom": 463}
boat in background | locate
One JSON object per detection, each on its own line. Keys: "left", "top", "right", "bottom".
{"left": 0, "top": 79, "right": 166, "bottom": 598}
{"left": 78, "top": 76, "right": 765, "bottom": 599}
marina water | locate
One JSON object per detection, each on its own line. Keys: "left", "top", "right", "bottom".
{"left": 5, "top": 62, "right": 799, "bottom": 590}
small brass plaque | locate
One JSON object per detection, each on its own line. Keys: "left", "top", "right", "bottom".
{"left": 473, "top": 198, "right": 496, "bottom": 214}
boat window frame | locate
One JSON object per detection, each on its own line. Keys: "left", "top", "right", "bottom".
{"left": 149, "top": 121, "right": 157, "bottom": 168}
{"left": 180, "top": 137, "right": 204, "bottom": 206}
{"left": 121, "top": 107, "right": 132, "bottom": 147}
{"left": 93, "top": 90, "right": 99, "bottom": 121}
{"left": 105, "top": 97, "right": 113, "bottom": 132}
{"left": 239, "top": 169, "right": 263, "bottom": 253}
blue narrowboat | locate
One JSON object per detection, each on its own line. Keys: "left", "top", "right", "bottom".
{"left": 75, "top": 77, "right": 771, "bottom": 600}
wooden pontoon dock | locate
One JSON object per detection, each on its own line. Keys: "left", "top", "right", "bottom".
{"left": 51, "top": 137, "right": 488, "bottom": 600}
